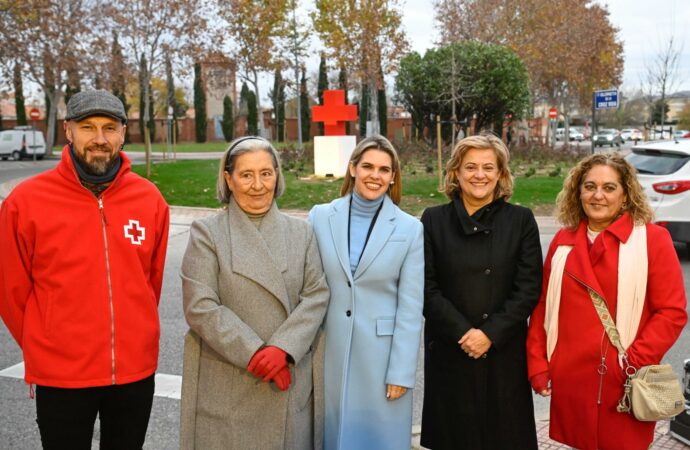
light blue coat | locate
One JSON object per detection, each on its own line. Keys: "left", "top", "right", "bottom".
{"left": 309, "top": 194, "right": 424, "bottom": 450}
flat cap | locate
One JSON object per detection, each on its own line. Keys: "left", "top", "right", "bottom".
{"left": 65, "top": 90, "right": 127, "bottom": 124}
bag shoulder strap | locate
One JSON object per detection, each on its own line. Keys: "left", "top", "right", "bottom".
{"left": 588, "top": 289, "right": 638, "bottom": 414}
{"left": 587, "top": 289, "right": 633, "bottom": 369}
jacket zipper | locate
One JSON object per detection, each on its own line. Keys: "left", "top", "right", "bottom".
{"left": 568, "top": 272, "right": 609, "bottom": 405}
{"left": 67, "top": 158, "right": 122, "bottom": 385}
{"left": 99, "top": 197, "right": 116, "bottom": 384}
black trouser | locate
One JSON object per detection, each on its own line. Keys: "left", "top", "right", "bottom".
{"left": 35, "top": 374, "right": 155, "bottom": 450}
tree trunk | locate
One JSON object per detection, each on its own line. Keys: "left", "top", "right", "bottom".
{"left": 295, "top": 64, "right": 302, "bottom": 152}
{"left": 251, "top": 71, "right": 265, "bottom": 137}
{"left": 143, "top": 73, "right": 152, "bottom": 178}
{"left": 368, "top": 79, "right": 379, "bottom": 136}
{"left": 45, "top": 89, "right": 59, "bottom": 156}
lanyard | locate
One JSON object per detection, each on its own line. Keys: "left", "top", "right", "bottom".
{"left": 347, "top": 196, "right": 384, "bottom": 266}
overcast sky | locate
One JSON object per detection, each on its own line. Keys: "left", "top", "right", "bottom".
{"left": 400, "top": 0, "right": 690, "bottom": 94}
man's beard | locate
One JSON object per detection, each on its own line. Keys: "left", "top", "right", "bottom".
{"left": 74, "top": 144, "right": 119, "bottom": 176}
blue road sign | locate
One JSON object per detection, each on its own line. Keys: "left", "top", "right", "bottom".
{"left": 595, "top": 89, "right": 618, "bottom": 109}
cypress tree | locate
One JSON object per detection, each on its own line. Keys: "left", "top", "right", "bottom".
{"left": 138, "top": 55, "right": 155, "bottom": 144}
{"left": 64, "top": 67, "right": 81, "bottom": 107}
{"left": 194, "top": 62, "right": 207, "bottom": 143}
{"left": 14, "top": 64, "right": 27, "bottom": 126}
{"left": 240, "top": 82, "right": 249, "bottom": 109}
{"left": 222, "top": 95, "right": 234, "bottom": 141}
{"left": 317, "top": 53, "right": 328, "bottom": 135}
{"left": 272, "top": 69, "right": 285, "bottom": 142}
{"left": 338, "top": 66, "right": 349, "bottom": 135}
{"left": 300, "top": 68, "right": 310, "bottom": 141}
{"left": 43, "top": 65, "right": 57, "bottom": 148}
{"left": 247, "top": 89, "right": 258, "bottom": 135}
{"left": 111, "top": 32, "right": 130, "bottom": 142}
{"left": 165, "top": 55, "right": 179, "bottom": 142}
{"left": 359, "top": 84, "right": 369, "bottom": 137}
{"left": 378, "top": 87, "right": 387, "bottom": 137}
{"left": 139, "top": 55, "right": 146, "bottom": 143}
{"left": 147, "top": 84, "right": 155, "bottom": 142}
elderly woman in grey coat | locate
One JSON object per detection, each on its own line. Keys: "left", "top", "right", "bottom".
{"left": 179, "top": 136, "right": 330, "bottom": 450}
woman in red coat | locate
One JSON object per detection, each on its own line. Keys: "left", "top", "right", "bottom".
{"left": 526, "top": 153, "right": 687, "bottom": 450}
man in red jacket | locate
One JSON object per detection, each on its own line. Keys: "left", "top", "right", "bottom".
{"left": 0, "top": 90, "right": 170, "bottom": 449}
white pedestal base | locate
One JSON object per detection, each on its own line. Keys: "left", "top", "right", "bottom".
{"left": 313, "top": 135, "right": 357, "bottom": 177}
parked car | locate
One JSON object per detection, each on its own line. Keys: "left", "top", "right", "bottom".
{"left": 556, "top": 127, "right": 584, "bottom": 142}
{"left": 673, "top": 130, "right": 690, "bottom": 140}
{"left": 621, "top": 128, "right": 643, "bottom": 141}
{"left": 626, "top": 139, "right": 690, "bottom": 251}
{"left": 0, "top": 126, "right": 46, "bottom": 160}
{"left": 593, "top": 128, "right": 623, "bottom": 147}
{"left": 569, "top": 128, "right": 585, "bottom": 141}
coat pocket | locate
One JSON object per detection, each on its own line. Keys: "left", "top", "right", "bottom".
{"left": 376, "top": 317, "right": 395, "bottom": 336}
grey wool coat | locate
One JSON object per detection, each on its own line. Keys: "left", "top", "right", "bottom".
{"left": 179, "top": 197, "right": 330, "bottom": 450}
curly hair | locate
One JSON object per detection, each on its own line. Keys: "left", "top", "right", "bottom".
{"left": 556, "top": 152, "right": 653, "bottom": 229}
{"left": 443, "top": 133, "right": 513, "bottom": 200}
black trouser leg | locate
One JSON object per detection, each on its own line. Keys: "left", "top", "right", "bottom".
{"left": 36, "top": 375, "right": 155, "bottom": 450}
{"left": 98, "top": 374, "right": 155, "bottom": 450}
{"left": 36, "top": 384, "right": 100, "bottom": 450}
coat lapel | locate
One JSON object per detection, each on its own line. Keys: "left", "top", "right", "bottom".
{"left": 327, "top": 196, "right": 353, "bottom": 282}
{"left": 354, "top": 196, "right": 396, "bottom": 280}
{"left": 564, "top": 221, "right": 607, "bottom": 299}
{"left": 227, "top": 198, "right": 291, "bottom": 312}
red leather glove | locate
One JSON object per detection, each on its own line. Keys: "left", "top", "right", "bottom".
{"left": 247, "top": 346, "right": 288, "bottom": 381}
{"left": 272, "top": 366, "right": 292, "bottom": 391}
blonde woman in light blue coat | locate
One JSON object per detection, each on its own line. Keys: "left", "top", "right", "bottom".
{"left": 309, "top": 135, "right": 424, "bottom": 450}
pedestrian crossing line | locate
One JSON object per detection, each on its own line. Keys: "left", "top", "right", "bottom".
{"left": 0, "top": 362, "right": 182, "bottom": 400}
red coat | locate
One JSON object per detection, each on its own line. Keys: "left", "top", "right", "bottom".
{"left": 526, "top": 214, "right": 687, "bottom": 450}
{"left": 0, "top": 146, "right": 169, "bottom": 388}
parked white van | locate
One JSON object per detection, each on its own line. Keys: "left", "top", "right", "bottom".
{"left": 0, "top": 126, "right": 46, "bottom": 160}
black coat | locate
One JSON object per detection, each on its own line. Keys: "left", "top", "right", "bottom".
{"left": 420, "top": 195, "right": 543, "bottom": 450}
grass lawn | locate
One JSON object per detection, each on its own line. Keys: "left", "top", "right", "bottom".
{"left": 122, "top": 141, "right": 301, "bottom": 153}
{"left": 53, "top": 141, "right": 298, "bottom": 154}
{"left": 124, "top": 142, "right": 227, "bottom": 153}
{"left": 133, "top": 159, "right": 563, "bottom": 216}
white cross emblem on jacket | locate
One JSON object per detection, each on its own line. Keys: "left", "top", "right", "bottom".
{"left": 124, "top": 219, "right": 146, "bottom": 245}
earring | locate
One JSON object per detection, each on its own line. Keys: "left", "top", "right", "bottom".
{"left": 390, "top": 180, "right": 395, "bottom": 185}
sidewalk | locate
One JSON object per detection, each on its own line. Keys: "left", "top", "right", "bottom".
{"left": 408, "top": 419, "right": 688, "bottom": 449}
{"left": 535, "top": 419, "right": 688, "bottom": 450}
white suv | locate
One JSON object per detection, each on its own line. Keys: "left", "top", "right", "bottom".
{"left": 626, "top": 140, "right": 690, "bottom": 252}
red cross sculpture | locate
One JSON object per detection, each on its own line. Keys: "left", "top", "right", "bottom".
{"left": 124, "top": 219, "right": 146, "bottom": 246}
{"left": 311, "top": 90, "right": 358, "bottom": 136}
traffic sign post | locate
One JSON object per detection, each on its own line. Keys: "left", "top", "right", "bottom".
{"left": 548, "top": 107, "right": 557, "bottom": 146}
{"left": 29, "top": 108, "right": 40, "bottom": 162}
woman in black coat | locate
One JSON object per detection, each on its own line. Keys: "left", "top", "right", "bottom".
{"left": 420, "top": 134, "right": 543, "bottom": 450}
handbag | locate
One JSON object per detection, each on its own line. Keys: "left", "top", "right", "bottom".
{"left": 588, "top": 288, "right": 685, "bottom": 421}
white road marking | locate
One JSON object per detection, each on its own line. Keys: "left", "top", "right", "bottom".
{"left": 0, "top": 362, "right": 182, "bottom": 400}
